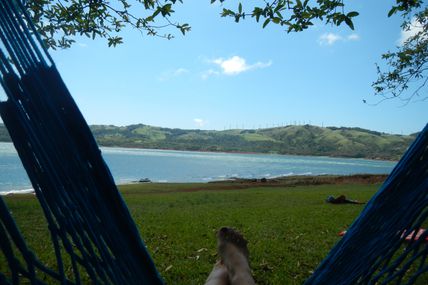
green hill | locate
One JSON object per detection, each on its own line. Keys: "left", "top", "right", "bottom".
{"left": 90, "top": 124, "right": 414, "bottom": 160}
{"left": 0, "top": 123, "right": 415, "bottom": 160}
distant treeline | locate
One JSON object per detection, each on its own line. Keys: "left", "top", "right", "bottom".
{"left": 0, "top": 123, "right": 416, "bottom": 160}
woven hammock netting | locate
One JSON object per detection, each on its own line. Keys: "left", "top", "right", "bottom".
{"left": 0, "top": 1, "right": 162, "bottom": 284}
{"left": 0, "top": 0, "right": 427, "bottom": 284}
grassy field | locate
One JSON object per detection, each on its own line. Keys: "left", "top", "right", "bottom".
{"left": 2, "top": 180, "right": 380, "bottom": 284}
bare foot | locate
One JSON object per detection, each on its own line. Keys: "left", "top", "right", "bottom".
{"left": 217, "top": 227, "right": 255, "bottom": 285}
{"left": 205, "top": 261, "right": 230, "bottom": 285}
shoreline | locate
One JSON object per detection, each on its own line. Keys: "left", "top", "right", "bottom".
{"left": 0, "top": 174, "right": 388, "bottom": 196}
{"left": 0, "top": 188, "right": 35, "bottom": 196}
{"left": 207, "top": 173, "right": 388, "bottom": 186}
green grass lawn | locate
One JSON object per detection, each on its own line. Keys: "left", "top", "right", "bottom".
{"left": 2, "top": 182, "right": 378, "bottom": 284}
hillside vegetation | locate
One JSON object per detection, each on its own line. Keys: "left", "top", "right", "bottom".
{"left": 0, "top": 123, "right": 415, "bottom": 160}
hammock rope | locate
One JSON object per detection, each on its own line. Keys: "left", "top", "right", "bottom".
{"left": 0, "top": 0, "right": 427, "bottom": 284}
{"left": 305, "top": 125, "right": 428, "bottom": 284}
{"left": 0, "top": 1, "right": 163, "bottom": 284}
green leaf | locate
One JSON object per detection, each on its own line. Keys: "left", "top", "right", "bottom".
{"left": 221, "top": 8, "right": 234, "bottom": 17}
{"left": 272, "top": 17, "right": 281, "bottom": 24}
{"left": 262, "top": 18, "right": 270, "bottom": 28}
{"left": 388, "top": 7, "right": 398, "bottom": 17}
{"left": 152, "top": 8, "right": 161, "bottom": 18}
{"left": 252, "top": 7, "right": 263, "bottom": 22}
{"left": 344, "top": 17, "right": 354, "bottom": 30}
{"left": 107, "top": 36, "right": 123, "bottom": 47}
{"left": 178, "top": 23, "right": 190, "bottom": 35}
{"left": 274, "top": 2, "right": 285, "bottom": 12}
{"left": 347, "top": 11, "right": 359, "bottom": 18}
{"left": 161, "top": 4, "right": 172, "bottom": 16}
{"left": 238, "top": 3, "right": 242, "bottom": 14}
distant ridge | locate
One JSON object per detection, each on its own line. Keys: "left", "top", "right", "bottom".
{"left": 0, "top": 123, "right": 415, "bottom": 160}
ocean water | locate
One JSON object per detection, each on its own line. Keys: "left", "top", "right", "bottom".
{"left": 0, "top": 142, "right": 397, "bottom": 193}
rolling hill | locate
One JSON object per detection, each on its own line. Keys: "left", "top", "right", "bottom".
{"left": 91, "top": 124, "right": 414, "bottom": 160}
{"left": 0, "top": 123, "right": 415, "bottom": 160}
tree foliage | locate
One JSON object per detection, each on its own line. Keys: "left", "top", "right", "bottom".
{"left": 213, "top": 0, "right": 358, "bottom": 31}
{"left": 214, "top": 0, "right": 427, "bottom": 102}
{"left": 24, "top": 0, "right": 358, "bottom": 49}
{"left": 372, "top": 1, "right": 427, "bottom": 102}
{"left": 24, "top": 0, "right": 191, "bottom": 49}
{"left": 23, "top": 0, "right": 427, "bottom": 101}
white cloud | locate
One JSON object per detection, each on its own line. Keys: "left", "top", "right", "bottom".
{"left": 399, "top": 17, "right": 425, "bottom": 45}
{"left": 319, "top": 33, "right": 342, "bottom": 45}
{"left": 213, "top": 56, "right": 247, "bottom": 75}
{"left": 158, "top": 68, "right": 189, "bottom": 81}
{"left": 347, "top": 34, "right": 360, "bottom": 41}
{"left": 77, "top": 42, "right": 88, "bottom": 48}
{"left": 194, "top": 118, "right": 207, "bottom": 127}
{"left": 319, "top": 33, "right": 360, "bottom": 45}
{"left": 211, "top": 56, "right": 272, "bottom": 76}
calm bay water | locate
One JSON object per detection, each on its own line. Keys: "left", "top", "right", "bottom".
{"left": 0, "top": 142, "right": 396, "bottom": 193}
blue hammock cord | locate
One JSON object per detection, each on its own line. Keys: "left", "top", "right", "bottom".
{"left": 0, "top": 1, "right": 163, "bottom": 284}
{"left": 305, "top": 125, "right": 428, "bottom": 284}
{"left": 0, "top": 0, "right": 427, "bottom": 284}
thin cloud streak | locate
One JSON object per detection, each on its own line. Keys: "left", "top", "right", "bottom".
{"left": 347, "top": 34, "right": 360, "bottom": 41}
{"left": 158, "top": 67, "right": 189, "bottom": 81}
{"left": 319, "top": 33, "right": 360, "bottom": 45}
{"left": 194, "top": 118, "right": 207, "bottom": 127}
{"left": 319, "top": 33, "right": 342, "bottom": 45}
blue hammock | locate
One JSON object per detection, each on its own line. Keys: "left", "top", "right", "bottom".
{"left": 305, "top": 125, "right": 428, "bottom": 284}
{"left": 0, "top": 1, "right": 162, "bottom": 284}
{"left": 0, "top": 0, "right": 427, "bottom": 284}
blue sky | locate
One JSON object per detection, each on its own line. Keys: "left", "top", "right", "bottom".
{"left": 49, "top": 0, "right": 427, "bottom": 135}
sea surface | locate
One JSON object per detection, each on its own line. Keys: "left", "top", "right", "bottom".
{"left": 0, "top": 142, "right": 397, "bottom": 193}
